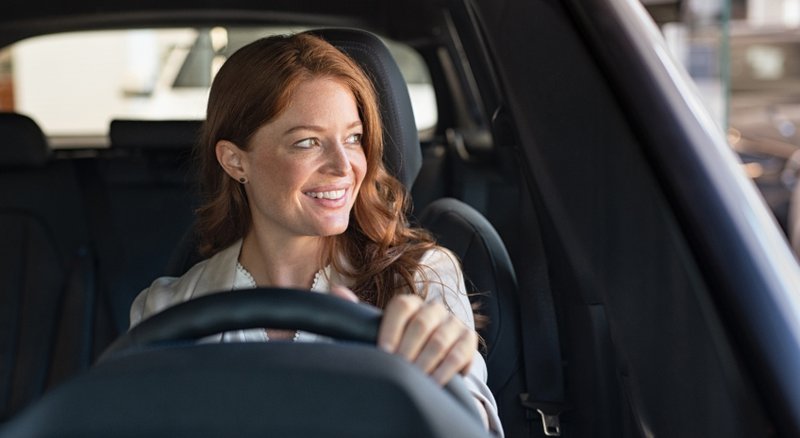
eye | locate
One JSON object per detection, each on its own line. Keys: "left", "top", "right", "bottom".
{"left": 345, "top": 133, "right": 362, "bottom": 145}
{"left": 293, "top": 138, "right": 320, "bottom": 149}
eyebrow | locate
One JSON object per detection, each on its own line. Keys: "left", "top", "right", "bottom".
{"left": 283, "top": 120, "right": 362, "bottom": 136}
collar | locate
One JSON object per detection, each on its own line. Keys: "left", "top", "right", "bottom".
{"left": 189, "top": 239, "right": 354, "bottom": 298}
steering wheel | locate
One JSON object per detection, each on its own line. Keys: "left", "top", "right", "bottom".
{"left": 101, "top": 288, "right": 483, "bottom": 421}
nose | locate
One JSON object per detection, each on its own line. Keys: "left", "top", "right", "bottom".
{"left": 323, "top": 141, "right": 352, "bottom": 175}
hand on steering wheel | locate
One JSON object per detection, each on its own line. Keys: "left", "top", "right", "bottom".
{"left": 330, "top": 285, "right": 486, "bottom": 427}
{"left": 330, "top": 286, "right": 478, "bottom": 385}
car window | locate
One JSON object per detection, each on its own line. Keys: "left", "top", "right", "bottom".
{"left": 0, "top": 27, "right": 437, "bottom": 147}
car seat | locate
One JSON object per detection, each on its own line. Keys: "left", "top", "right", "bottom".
{"left": 94, "top": 119, "right": 200, "bottom": 333}
{"left": 418, "top": 197, "right": 527, "bottom": 435}
{"left": 0, "top": 113, "right": 95, "bottom": 420}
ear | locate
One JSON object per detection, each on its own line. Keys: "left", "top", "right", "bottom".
{"left": 216, "top": 140, "right": 247, "bottom": 181}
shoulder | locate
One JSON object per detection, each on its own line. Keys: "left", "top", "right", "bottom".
{"left": 416, "top": 246, "right": 463, "bottom": 286}
{"left": 415, "top": 246, "right": 474, "bottom": 326}
{"left": 129, "top": 241, "right": 242, "bottom": 328}
{"left": 128, "top": 258, "right": 211, "bottom": 329}
{"left": 419, "top": 246, "right": 461, "bottom": 272}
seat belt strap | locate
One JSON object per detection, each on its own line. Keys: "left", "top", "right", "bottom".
{"left": 517, "top": 184, "right": 569, "bottom": 437}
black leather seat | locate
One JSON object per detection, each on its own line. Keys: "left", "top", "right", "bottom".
{"left": 93, "top": 119, "right": 200, "bottom": 333}
{"left": 418, "top": 197, "right": 526, "bottom": 436}
{"left": 0, "top": 113, "right": 95, "bottom": 420}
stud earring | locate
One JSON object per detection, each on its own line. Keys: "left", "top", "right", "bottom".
{"left": 239, "top": 177, "right": 247, "bottom": 184}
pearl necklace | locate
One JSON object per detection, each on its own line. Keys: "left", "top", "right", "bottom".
{"left": 235, "top": 263, "right": 322, "bottom": 342}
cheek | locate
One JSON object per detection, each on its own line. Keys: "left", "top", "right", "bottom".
{"left": 251, "top": 154, "right": 301, "bottom": 183}
{"left": 351, "top": 150, "right": 368, "bottom": 185}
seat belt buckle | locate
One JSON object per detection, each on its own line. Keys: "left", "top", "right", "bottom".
{"left": 520, "top": 394, "right": 567, "bottom": 437}
{"left": 536, "top": 408, "right": 561, "bottom": 436}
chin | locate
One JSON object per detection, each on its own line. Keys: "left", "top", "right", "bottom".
{"left": 316, "top": 221, "right": 350, "bottom": 237}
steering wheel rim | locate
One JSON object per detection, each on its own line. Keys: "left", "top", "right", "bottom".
{"left": 101, "top": 288, "right": 482, "bottom": 422}
{"left": 102, "top": 288, "right": 381, "bottom": 358}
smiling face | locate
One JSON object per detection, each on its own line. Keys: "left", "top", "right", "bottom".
{"left": 217, "top": 77, "right": 367, "bottom": 243}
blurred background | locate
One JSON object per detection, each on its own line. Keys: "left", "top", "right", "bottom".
{"left": 644, "top": 0, "right": 800, "bottom": 237}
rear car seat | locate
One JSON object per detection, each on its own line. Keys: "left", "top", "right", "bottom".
{"left": 95, "top": 119, "right": 200, "bottom": 333}
{"left": 0, "top": 113, "right": 95, "bottom": 420}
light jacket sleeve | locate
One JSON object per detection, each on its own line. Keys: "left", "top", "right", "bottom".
{"left": 129, "top": 275, "right": 185, "bottom": 328}
{"left": 129, "top": 241, "right": 242, "bottom": 329}
{"left": 417, "top": 247, "right": 504, "bottom": 437}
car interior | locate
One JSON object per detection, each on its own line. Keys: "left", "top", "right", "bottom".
{"left": 0, "top": 24, "right": 512, "bottom": 438}
{"left": 2, "top": 0, "right": 800, "bottom": 437}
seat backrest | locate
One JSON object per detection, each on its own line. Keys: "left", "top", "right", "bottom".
{"left": 109, "top": 119, "right": 202, "bottom": 151}
{"left": 93, "top": 119, "right": 200, "bottom": 333}
{"left": 0, "top": 113, "right": 94, "bottom": 420}
{"left": 418, "top": 197, "right": 527, "bottom": 436}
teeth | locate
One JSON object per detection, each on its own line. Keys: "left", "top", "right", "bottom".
{"left": 305, "top": 189, "right": 345, "bottom": 200}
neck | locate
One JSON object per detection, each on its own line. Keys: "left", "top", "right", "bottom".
{"left": 239, "top": 229, "right": 325, "bottom": 289}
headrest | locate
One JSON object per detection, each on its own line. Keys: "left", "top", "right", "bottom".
{"left": 0, "top": 112, "right": 50, "bottom": 167}
{"left": 311, "top": 28, "right": 422, "bottom": 189}
{"left": 109, "top": 119, "right": 202, "bottom": 149}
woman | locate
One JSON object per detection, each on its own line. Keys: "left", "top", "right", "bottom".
{"left": 130, "top": 32, "right": 502, "bottom": 434}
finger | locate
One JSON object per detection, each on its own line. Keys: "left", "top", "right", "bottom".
{"left": 413, "top": 314, "right": 465, "bottom": 374}
{"left": 394, "top": 301, "right": 449, "bottom": 362}
{"left": 431, "top": 330, "right": 478, "bottom": 385}
{"left": 378, "top": 294, "right": 423, "bottom": 353}
{"left": 329, "top": 284, "right": 359, "bottom": 302}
